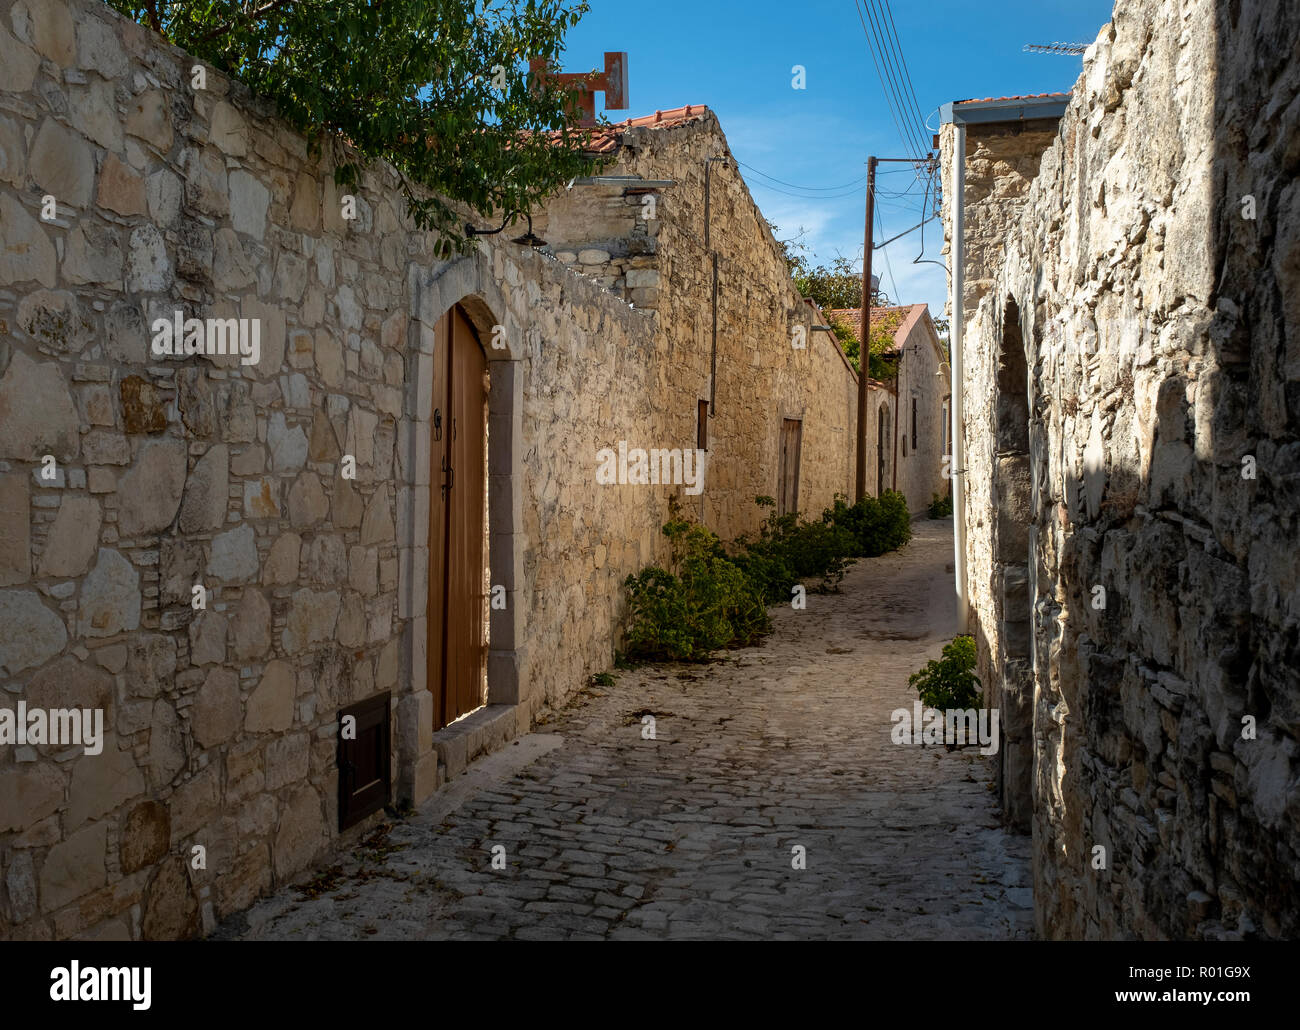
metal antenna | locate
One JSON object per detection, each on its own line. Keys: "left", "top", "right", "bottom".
{"left": 1023, "top": 42, "right": 1089, "bottom": 55}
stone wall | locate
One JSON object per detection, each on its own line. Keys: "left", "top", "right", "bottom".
{"left": 0, "top": 0, "right": 862, "bottom": 939}
{"left": 889, "top": 307, "right": 950, "bottom": 514}
{"left": 0, "top": 0, "right": 673, "bottom": 940}
{"left": 939, "top": 114, "right": 1061, "bottom": 832}
{"left": 536, "top": 112, "right": 860, "bottom": 539}
{"left": 953, "top": 0, "right": 1300, "bottom": 938}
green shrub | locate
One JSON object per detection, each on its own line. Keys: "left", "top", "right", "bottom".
{"left": 823, "top": 490, "right": 912, "bottom": 557}
{"left": 621, "top": 491, "right": 913, "bottom": 664}
{"left": 732, "top": 497, "right": 856, "bottom": 603}
{"left": 622, "top": 503, "right": 770, "bottom": 662}
{"left": 928, "top": 492, "right": 953, "bottom": 519}
{"left": 909, "top": 635, "right": 981, "bottom": 711}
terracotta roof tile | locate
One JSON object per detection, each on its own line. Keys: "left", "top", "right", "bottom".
{"left": 954, "top": 92, "right": 1070, "bottom": 105}
{"left": 579, "top": 104, "right": 711, "bottom": 153}
{"left": 826, "top": 304, "right": 928, "bottom": 353}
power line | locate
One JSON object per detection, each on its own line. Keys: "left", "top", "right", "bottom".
{"left": 746, "top": 179, "right": 868, "bottom": 201}
{"left": 734, "top": 159, "right": 866, "bottom": 192}
{"left": 873, "top": 0, "right": 930, "bottom": 149}
{"left": 875, "top": 201, "right": 900, "bottom": 304}
{"left": 862, "top": 0, "right": 928, "bottom": 160}
{"left": 851, "top": 0, "right": 922, "bottom": 162}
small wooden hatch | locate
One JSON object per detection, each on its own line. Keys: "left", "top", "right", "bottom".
{"left": 337, "top": 692, "right": 391, "bottom": 831}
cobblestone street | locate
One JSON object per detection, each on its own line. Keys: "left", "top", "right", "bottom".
{"left": 221, "top": 519, "right": 1032, "bottom": 940}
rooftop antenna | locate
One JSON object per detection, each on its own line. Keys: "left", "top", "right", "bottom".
{"left": 1023, "top": 42, "right": 1089, "bottom": 55}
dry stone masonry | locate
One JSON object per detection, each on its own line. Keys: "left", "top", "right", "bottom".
{"left": 946, "top": 0, "right": 1300, "bottom": 939}
{"left": 0, "top": 0, "right": 881, "bottom": 939}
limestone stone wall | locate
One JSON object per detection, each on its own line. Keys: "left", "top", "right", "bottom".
{"left": 536, "top": 113, "right": 860, "bottom": 539}
{"left": 0, "top": 0, "right": 670, "bottom": 940}
{"left": 0, "top": 0, "right": 862, "bottom": 940}
{"left": 939, "top": 114, "right": 1062, "bottom": 832}
{"left": 890, "top": 307, "right": 950, "bottom": 514}
{"left": 958, "top": 0, "right": 1300, "bottom": 938}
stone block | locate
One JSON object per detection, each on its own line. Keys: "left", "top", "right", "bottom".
{"left": 191, "top": 667, "right": 241, "bottom": 748}
{"left": 0, "top": 351, "right": 79, "bottom": 460}
{"left": 273, "top": 786, "right": 324, "bottom": 879}
{"left": 207, "top": 524, "right": 258, "bottom": 582}
{"left": 0, "top": 194, "right": 55, "bottom": 287}
{"left": 121, "top": 801, "right": 170, "bottom": 875}
{"left": 246, "top": 660, "right": 296, "bottom": 732}
{"left": 28, "top": 118, "right": 92, "bottom": 208}
{"left": 116, "top": 438, "right": 188, "bottom": 537}
{"left": 0, "top": 473, "right": 31, "bottom": 585}
{"left": 97, "top": 154, "right": 147, "bottom": 216}
{"left": 0, "top": 763, "right": 65, "bottom": 832}
{"left": 77, "top": 548, "right": 141, "bottom": 638}
{"left": 179, "top": 445, "right": 229, "bottom": 533}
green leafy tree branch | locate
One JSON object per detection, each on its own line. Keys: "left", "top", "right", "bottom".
{"left": 106, "top": 0, "right": 606, "bottom": 255}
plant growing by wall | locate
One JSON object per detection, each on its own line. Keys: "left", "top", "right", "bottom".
{"left": 909, "top": 635, "right": 981, "bottom": 711}
{"left": 822, "top": 491, "right": 912, "bottom": 556}
{"left": 107, "top": 0, "right": 603, "bottom": 255}
{"left": 622, "top": 493, "right": 913, "bottom": 662}
{"left": 731, "top": 496, "right": 857, "bottom": 603}
{"left": 928, "top": 492, "right": 953, "bottom": 518}
{"left": 622, "top": 500, "right": 771, "bottom": 662}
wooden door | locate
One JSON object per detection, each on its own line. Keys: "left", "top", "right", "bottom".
{"left": 428, "top": 304, "right": 488, "bottom": 731}
{"left": 777, "top": 418, "right": 802, "bottom": 516}
{"left": 877, "top": 405, "right": 890, "bottom": 497}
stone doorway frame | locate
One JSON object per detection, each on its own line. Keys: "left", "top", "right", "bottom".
{"left": 991, "top": 295, "right": 1034, "bottom": 831}
{"left": 395, "top": 251, "right": 528, "bottom": 806}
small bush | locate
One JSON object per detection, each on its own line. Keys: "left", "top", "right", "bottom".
{"left": 621, "top": 492, "right": 913, "bottom": 664}
{"left": 732, "top": 497, "right": 856, "bottom": 602}
{"left": 928, "top": 492, "right": 953, "bottom": 519}
{"left": 909, "top": 635, "right": 981, "bottom": 711}
{"left": 823, "top": 490, "right": 912, "bottom": 557}
{"left": 622, "top": 502, "right": 770, "bottom": 662}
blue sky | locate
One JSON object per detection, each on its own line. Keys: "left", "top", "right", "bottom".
{"left": 562, "top": 0, "right": 1115, "bottom": 319}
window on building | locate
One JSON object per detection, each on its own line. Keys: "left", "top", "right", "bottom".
{"left": 912, "top": 397, "right": 918, "bottom": 450}
{"left": 697, "top": 399, "right": 709, "bottom": 451}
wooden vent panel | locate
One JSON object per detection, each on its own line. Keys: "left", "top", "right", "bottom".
{"left": 337, "top": 691, "right": 391, "bottom": 831}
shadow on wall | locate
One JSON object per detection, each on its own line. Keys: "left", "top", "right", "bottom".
{"left": 1009, "top": 0, "right": 1299, "bottom": 941}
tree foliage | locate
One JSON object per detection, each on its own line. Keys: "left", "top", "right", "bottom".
{"left": 769, "top": 224, "right": 891, "bottom": 311}
{"left": 106, "top": 0, "right": 604, "bottom": 255}
{"left": 826, "top": 306, "right": 903, "bottom": 381}
{"left": 768, "top": 222, "right": 903, "bottom": 376}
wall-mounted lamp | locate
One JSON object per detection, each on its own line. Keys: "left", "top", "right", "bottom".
{"left": 465, "top": 211, "right": 548, "bottom": 248}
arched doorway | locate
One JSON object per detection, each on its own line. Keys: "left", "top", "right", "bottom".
{"left": 877, "top": 403, "right": 891, "bottom": 496}
{"left": 993, "top": 296, "right": 1033, "bottom": 831}
{"left": 428, "top": 303, "right": 489, "bottom": 730}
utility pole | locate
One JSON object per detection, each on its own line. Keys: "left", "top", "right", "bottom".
{"left": 855, "top": 157, "right": 877, "bottom": 501}
{"left": 855, "top": 156, "right": 925, "bottom": 501}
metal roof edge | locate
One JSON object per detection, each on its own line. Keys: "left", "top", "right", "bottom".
{"left": 939, "top": 95, "right": 1069, "bottom": 125}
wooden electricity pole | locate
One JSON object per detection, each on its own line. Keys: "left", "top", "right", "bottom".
{"left": 854, "top": 155, "right": 933, "bottom": 500}
{"left": 855, "top": 157, "right": 877, "bottom": 501}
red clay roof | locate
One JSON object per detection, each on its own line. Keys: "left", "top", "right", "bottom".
{"left": 954, "top": 92, "right": 1070, "bottom": 105}
{"left": 580, "top": 104, "right": 711, "bottom": 153}
{"left": 826, "top": 305, "right": 928, "bottom": 354}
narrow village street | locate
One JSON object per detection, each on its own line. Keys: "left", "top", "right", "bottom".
{"left": 220, "top": 519, "right": 1031, "bottom": 941}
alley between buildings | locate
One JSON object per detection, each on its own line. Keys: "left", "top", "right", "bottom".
{"left": 220, "top": 519, "right": 1030, "bottom": 940}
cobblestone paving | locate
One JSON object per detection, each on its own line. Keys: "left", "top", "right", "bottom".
{"left": 222, "top": 518, "right": 1033, "bottom": 940}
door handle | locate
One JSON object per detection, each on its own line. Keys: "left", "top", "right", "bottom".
{"left": 441, "top": 456, "right": 454, "bottom": 499}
